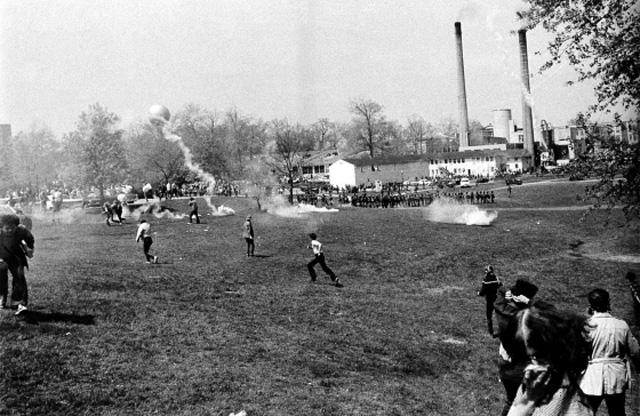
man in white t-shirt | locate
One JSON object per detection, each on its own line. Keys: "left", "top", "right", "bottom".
{"left": 307, "top": 233, "right": 342, "bottom": 288}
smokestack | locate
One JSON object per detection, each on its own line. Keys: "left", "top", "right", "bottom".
{"left": 518, "top": 29, "right": 535, "bottom": 160}
{"left": 454, "top": 22, "right": 470, "bottom": 149}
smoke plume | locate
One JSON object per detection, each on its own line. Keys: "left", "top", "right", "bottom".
{"left": 423, "top": 199, "right": 497, "bottom": 226}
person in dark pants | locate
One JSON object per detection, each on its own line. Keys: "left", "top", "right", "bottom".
{"left": 112, "top": 200, "right": 124, "bottom": 223}
{"left": 135, "top": 219, "right": 158, "bottom": 264}
{"left": 580, "top": 288, "right": 640, "bottom": 416}
{"left": 0, "top": 214, "right": 35, "bottom": 315}
{"left": 242, "top": 215, "right": 254, "bottom": 257}
{"left": 103, "top": 201, "right": 114, "bottom": 226}
{"left": 493, "top": 278, "right": 539, "bottom": 416}
{"left": 307, "top": 233, "right": 342, "bottom": 287}
{"left": 626, "top": 271, "right": 640, "bottom": 326}
{"left": 477, "top": 265, "right": 501, "bottom": 336}
{"left": 188, "top": 197, "right": 200, "bottom": 224}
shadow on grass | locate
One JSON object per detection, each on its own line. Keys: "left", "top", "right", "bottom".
{"left": 250, "top": 254, "right": 271, "bottom": 258}
{"left": 18, "top": 310, "right": 95, "bottom": 325}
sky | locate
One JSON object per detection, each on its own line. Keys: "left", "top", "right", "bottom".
{"left": 0, "top": 0, "right": 633, "bottom": 137}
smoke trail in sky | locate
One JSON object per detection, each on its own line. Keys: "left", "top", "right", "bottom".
{"left": 160, "top": 125, "right": 233, "bottom": 216}
{"left": 164, "top": 132, "right": 216, "bottom": 191}
{"left": 423, "top": 199, "right": 497, "bottom": 226}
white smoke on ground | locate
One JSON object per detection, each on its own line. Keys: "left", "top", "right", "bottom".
{"left": 126, "top": 201, "right": 186, "bottom": 221}
{"left": 423, "top": 199, "right": 497, "bottom": 226}
{"left": 264, "top": 195, "right": 338, "bottom": 218}
{"left": 208, "top": 200, "right": 235, "bottom": 217}
{"left": 29, "top": 208, "right": 87, "bottom": 224}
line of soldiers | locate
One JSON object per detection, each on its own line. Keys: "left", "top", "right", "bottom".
{"left": 438, "top": 190, "right": 495, "bottom": 204}
{"left": 296, "top": 193, "right": 333, "bottom": 206}
{"left": 350, "top": 192, "right": 433, "bottom": 208}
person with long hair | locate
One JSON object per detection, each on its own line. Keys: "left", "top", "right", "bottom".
{"left": 507, "top": 300, "right": 592, "bottom": 416}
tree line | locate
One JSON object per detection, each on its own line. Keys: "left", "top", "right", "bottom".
{"left": 0, "top": 99, "right": 477, "bottom": 202}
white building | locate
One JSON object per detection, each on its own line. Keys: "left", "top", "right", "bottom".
{"left": 428, "top": 149, "right": 532, "bottom": 177}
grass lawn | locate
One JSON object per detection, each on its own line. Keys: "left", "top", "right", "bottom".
{"left": 1, "top": 181, "right": 639, "bottom": 416}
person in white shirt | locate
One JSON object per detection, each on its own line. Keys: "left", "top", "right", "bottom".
{"left": 307, "top": 233, "right": 342, "bottom": 288}
{"left": 135, "top": 220, "right": 158, "bottom": 264}
{"left": 579, "top": 288, "right": 640, "bottom": 416}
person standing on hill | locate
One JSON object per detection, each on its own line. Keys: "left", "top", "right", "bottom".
{"left": 135, "top": 219, "right": 158, "bottom": 264}
{"left": 242, "top": 215, "right": 254, "bottom": 257}
{"left": 307, "top": 233, "right": 342, "bottom": 288}
{"left": 188, "top": 197, "right": 200, "bottom": 224}
{"left": 477, "top": 265, "right": 502, "bottom": 336}
{"left": 579, "top": 288, "right": 640, "bottom": 416}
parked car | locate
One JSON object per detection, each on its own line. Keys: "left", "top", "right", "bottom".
{"left": 459, "top": 177, "right": 472, "bottom": 188}
{"left": 505, "top": 176, "right": 523, "bottom": 185}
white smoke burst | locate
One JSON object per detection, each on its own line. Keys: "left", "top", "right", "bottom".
{"left": 126, "top": 201, "right": 186, "bottom": 221}
{"left": 423, "top": 199, "right": 497, "bottom": 226}
{"left": 264, "top": 195, "right": 338, "bottom": 218}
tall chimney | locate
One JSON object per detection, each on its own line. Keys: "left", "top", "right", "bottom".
{"left": 455, "top": 22, "right": 470, "bottom": 149}
{"left": 518, "top": 29, "right": 535, "bottom": 161}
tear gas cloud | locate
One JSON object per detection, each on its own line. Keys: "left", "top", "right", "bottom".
{"left": 423, "top": 199, "right": 497, "bottom": 226}
{"left": 263, "top": 194, "right": 338, "bottom": 218}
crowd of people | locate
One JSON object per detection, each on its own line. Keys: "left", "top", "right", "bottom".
{"left": 477, "top": 267, "right": 640, "bottom": 416}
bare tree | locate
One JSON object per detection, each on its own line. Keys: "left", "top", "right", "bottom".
{"left": 312, "top": 118, "right": 338, "bottom": 150}
{"left": 349, "top": 99, "right": 387, "bottom": 158}
{"left": 405, "top": 115, "right": 432, "bottom": 154}
{"left": 224, "top": 109, "right": 268, "bottom": 177}
{"left": 267, "top": 120, "right": 311, "bottom": 204}
{"left": 173, "top": 104, "right": 230, "bottom": 180}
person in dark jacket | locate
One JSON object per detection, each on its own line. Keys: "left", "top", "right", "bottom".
{"left": 478, "top": 264, "right": 501, "bottom": 336}
{"left": 0, "top": 214, "right": 35, "bottom": 315}
{"left": 188, "top": 197, "right": 200, "bottom": 224}
{"left": 242, "top": 215, "right": 254, "bottom": 257}
{"left": 493, "top": 278, "right": 539, "bottom": 416}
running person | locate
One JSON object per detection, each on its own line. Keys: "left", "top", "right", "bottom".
{"left": 307, "top": 233, "right": 342, "bottom": 287}
{"left": 103, "top": 201, "right": 114, "bottom": 226}
{"left": 135, "top": 220, "right": 158, "bottom": 264}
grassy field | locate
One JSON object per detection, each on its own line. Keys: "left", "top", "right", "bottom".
{"left": 1, "top": 180, "right": 639, "bottom": 416}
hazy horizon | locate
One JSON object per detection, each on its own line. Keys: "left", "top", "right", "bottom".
{"left": 1, "top": 0, "right": 635, "bottom": 137}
